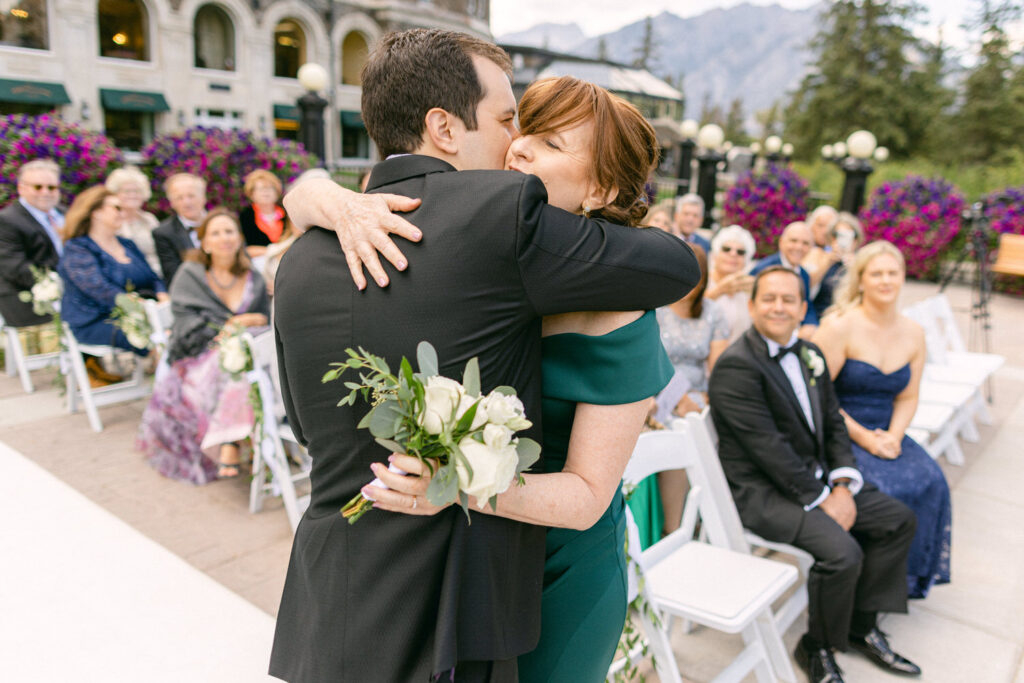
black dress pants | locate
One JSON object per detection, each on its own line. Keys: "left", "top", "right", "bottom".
{"left": 792, "top": 484, "right": 916, "bottom": 650}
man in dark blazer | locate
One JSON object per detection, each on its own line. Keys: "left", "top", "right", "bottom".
{"left": 750, "top": 220, "right": 819, "bottom": 331}
{"left": 674, "top": 193, "right": 711, "bottom": 254}
{"left": 152, "top": 173, "right": 207, "bottom": 284}
{"left": 709, "top": 266, "right": 920, "bottom": 682}
{"left": 0, "top": 159, "right": 64, "bottom": 327}
{"left": 269, "top": 29, "right": 700, "bottom": 683}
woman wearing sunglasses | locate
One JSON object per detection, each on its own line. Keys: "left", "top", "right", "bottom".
{"left": 705, "top": 223, "right": 756, "bottom": 343}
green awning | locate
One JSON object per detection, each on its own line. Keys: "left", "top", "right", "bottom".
{"left": 273, "top": 104, "right": 299, "bottom": 121}
{"left": 99, "top": 88, "right": 170, "bottom": 112}
{"left": 340, "top": 111, "right": 365, "bottom": 129}
{"left": 0, "top": 79, "right": 71, "bottom": 105}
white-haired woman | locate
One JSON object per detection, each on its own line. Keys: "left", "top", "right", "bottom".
{"left": 705, "top": 224, "right": 755, "bottom": 342}
{"left": 812, "top": 240, "right": 951, "bottom": 599}
{"left": 106, "top": 166, "right": 162, "bottom": 278}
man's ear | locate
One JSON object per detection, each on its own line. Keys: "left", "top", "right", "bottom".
{"left": 423, "top": 108, "right": 463, "bottom": 155}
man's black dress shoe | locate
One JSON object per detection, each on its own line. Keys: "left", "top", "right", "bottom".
{"left": 795, "top": 640, "right": 845, "bottom": 683}
{"left": 849, "top": 628, "right": 922, "bottom": 676}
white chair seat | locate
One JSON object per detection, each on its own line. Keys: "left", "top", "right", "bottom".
{"left": 910, "top": 402, "right": 954, "bottom": 432}
{"left": 646, "top": 541, "right": 798, "bottom": 632}
{"left": 2, "top": 319, "right": 61, "bottom": 393}
{"left": 62, "top": 323, "right": 150, "bottom": 432}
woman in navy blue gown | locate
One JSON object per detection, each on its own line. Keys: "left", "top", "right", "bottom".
{"left": 813, "top": 240, "right": 951, "bottom": 598}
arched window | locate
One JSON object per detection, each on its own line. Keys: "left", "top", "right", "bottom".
{"left": 97, "top": 0, "right": 148, "bottom": 61}
{"left": 274, "top": 19, "right": 305, "bottom": 78}
{"left": 340, "top": 32, "right": 368, "bottom": 86}
{"left": 0, "top": 0, "right": 49, "bottom": 50}
{"left": 194, "top": 4, "right": 235, "bottom": 71}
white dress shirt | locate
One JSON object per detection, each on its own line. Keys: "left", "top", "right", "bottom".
{"left": 19, "top": 198, "right": 64, "bottom": 256}
{"left": 762, "top": 331, "right": 863, "bottom": 510}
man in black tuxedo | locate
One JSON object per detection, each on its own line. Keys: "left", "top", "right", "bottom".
{"left": 709, "top": 266, "right": 920, "bottom": 682}
{"left": 269, "top": 29, "right": 700, "bottom": 683}
{"left": 152, "top": 173, "right": 207, "bottom": 283}
{"left": 0, "top": 159, "right": 64, "bottom": 327}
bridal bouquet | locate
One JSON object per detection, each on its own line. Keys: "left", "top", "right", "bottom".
{"left": 108, "top": 291, "right": 153, "bottom": 350}
{"left": 323, "top": 341, "right": 540, "bottom": 524}
{"left": 17, "top": 265, "right": 62, "bottom": 318}
{"left": 217, "top": 324, "right": 253, "bottom": 378}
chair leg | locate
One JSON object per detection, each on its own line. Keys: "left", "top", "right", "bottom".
{"left": 67, "top": 350, "right": 103, "bottom": 432}
{"left": 753, "top": 611, "right": 796, "bottom": 683}
{"left": 249, "top": 439, "right": 267, "bottom": 514}
{"left": 7, "top": 328, "right": 35, "bottom": 393}
{"left": 637, "top": 608, "right": 684, "bottom": 683}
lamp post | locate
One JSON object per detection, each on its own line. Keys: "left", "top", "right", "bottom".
{"left": 696, "top": 123, "right": 724, "bottom": 231}
{"left": 676, "top": 118, "right": 699, "bottom": 197}
{"left": 781, "top": 142, "right": 794, "bottom": 164}
{"left": 839, "top": 130, "right": 876, "bottom": 214}
{"left": 297, "top": 63, "right": 329, "bottom": 164}
{"left": 749, "top": 140, "right": 762, "bottom": 166}
{"left": 764, "top": 135, "right": 783, "bottom": 163}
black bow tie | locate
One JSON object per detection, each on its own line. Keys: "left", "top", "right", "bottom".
{"left": 773, "top": 342, "right": 800, "bottom": 361}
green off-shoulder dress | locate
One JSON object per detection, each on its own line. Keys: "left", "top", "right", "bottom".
{"left": 517, "top": 311, "right": 673, "bottom": 682}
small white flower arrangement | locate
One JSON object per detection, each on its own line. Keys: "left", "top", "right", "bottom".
{"left": 17, "top": 265, "right": 62, "bottom": 317}
{"left": 800, "top": 346, "right": 826, "bottom": 386}
{"left": 109, "top": 291, "right": 153, "bottom": 351}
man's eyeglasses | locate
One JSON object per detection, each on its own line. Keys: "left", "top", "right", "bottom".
{"left": 720, "top": 245, "right": 747, "bottom": 256}
{"left": 27, "top": 184, "right": 59, "bottom": 192}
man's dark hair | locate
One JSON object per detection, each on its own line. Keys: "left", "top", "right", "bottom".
{"left": 360, "top": 29, "right": 513, "bottom": 157}
{"left": 751, "top": 265, "right": 805, "bottom": 300}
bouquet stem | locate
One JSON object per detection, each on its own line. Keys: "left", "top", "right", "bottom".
{"left": 341, "top": 493, "right": 374, "bottom": 524}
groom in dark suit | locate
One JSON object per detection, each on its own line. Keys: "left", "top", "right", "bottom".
{"left": 269, "top": 29, "right": 700, "bottom": 683}
{"left": 709, "top": 266, "right": 920, "bottom": 682}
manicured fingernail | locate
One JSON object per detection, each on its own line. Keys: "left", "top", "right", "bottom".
{"left": 358, "top": 282, "right": 366, "bottom": 291}
{"left": 397, "top": 260, "right": 407, "bottom": 270}
{"left": 387, "top": 454, "right": 396, "bottom": 462}
{"left": 361, "top": 486, "right": 372, "bottom": 497}
{"left": 412, "top": 230, "right": 422, "bottom": 239}
{"left": 370, "top": 463, "right": 381, "bottom": 473}
{"left": 378, "top": 277, "right": 388, "bottom": 287}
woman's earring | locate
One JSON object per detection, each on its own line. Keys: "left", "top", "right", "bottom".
{"left": 583, "top": 205, "right": 591, "bottom": 218}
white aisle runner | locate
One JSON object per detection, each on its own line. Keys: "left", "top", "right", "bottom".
{"left": 0, "top": 441, "right": 276, "bottom": 682}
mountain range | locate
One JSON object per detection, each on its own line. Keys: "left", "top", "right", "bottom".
{"left": 496, "top": 3, "right": 826, "bottom": 129}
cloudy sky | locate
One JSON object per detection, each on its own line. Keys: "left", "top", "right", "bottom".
{"left": 490, "top": 0, "right": 982, "bottom": 50}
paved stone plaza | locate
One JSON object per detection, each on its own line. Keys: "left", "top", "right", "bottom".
{"left": 2, "top": 280, "right": 1022, "bottom": 682}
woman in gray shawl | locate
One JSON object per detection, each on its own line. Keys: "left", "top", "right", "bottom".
{"left": 137, "top": 209, "right": 270, "bottom": 484}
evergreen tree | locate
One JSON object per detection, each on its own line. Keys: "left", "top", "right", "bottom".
{"left": 954, "top": 1, "right": 1023, "bottom": 164}
{"left": 783, "top": 0, "right": 931, "bottom": 159}
{"left": 632, "top": 16, "right": 659, "bottom": 70}
{"left": 755, "top": 100, "right": 785, "bottom": 139}
{"left": 724, "top": 98, "right": 749, "bottom": 144}
{"left": 902, "top": 35, "right": 955, "bottom": 161}
{"left": 699, "top": 93, "right": 725, "bottom": 128}
{"left": 596, "top": 37, "right": 608, "bottom": 61}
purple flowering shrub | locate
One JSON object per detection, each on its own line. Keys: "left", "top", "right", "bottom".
{"left": 985, "top": 186, "right": 1024, "bottom": 295}
{"left": 858, "top": 176, "right": 965, "bottom": 280}
{"left": 0, "top": 113, "right": 123, "bottom": 208}
{"left": 723, "top": 164, "right": 810, "bottom": 257}
{"left": 141, "top": 127, "right": 317, "bottom": 214}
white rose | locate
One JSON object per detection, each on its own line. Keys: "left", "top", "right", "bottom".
{"left": 32, "top": 278, "right": 61, "bottom": 302}
{"left": 456, "top": 436, "right": 519, "bottom": 507}
{"left": 418, "top": 375, "right": 463, "bottom": 435}
{"left": 455, "top": 394, "right": 488, "bottom": 430}
{"left": 482, "top": 392, "right": 525, "bottom": 426}
{"left": 220, "top": 338, "right": 248, "bottom": 373}
{"left": 482, "top": 423, "right": 513, "bottom": 451}
{"left": 126, "top": 330, "right": 150, "bottom": 350}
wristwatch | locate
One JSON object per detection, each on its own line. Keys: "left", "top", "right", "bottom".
{"left": 833, "top": 479, "right": 851, "bottom": 491}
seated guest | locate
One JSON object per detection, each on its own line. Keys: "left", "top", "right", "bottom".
{"left": 709, "top": 266, "right": 921, "bottom": 682}
{"left": 705, "top": 224, "right": 755, "bottom": 343}
{"left": 674, "top": 193, "right": 711, "bottom": 253}
{"left": 642, "top": 200, "right": 676, "bottom": 234}
{"left": 655, "top": 245, "right": 730, "bottom": 533}
{"left": 811, "top": 212, "right": 864, "bottom": 321}
{"left": 106, "top": 166, "right": 162, "bottom": 278}
{"left": 137, "top": 209, "right": 270, "bottom": 484}
{"left": 239, "top": 169, "right": 286, "bottom": 258}
{"left": 803, "top": 204, "right": 839, "bottom": 295}
{"left": 154, "top": 173, "right": 208, "bottom": 284}
{"left": 750, "top": 220, "right": 818, "bottom": 335}
{"left": 59, "top": 186, "right": 167, "bottom": 383}
{"left": 813, "top": 241, "right": 951, "bottom": 599}
{"left": 0, "top": 159, "right": 64, "bottom": 343}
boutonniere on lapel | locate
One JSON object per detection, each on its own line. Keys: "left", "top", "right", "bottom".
{"left": 800, "top": 346, "right": 826, "bottom": 386}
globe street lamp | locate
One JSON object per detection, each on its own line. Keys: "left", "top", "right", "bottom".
{"left": 696, "top": 123, "right": 725, "bottom": 231}
{"left": 764, "top": 135, "right": 783, "bottom": 163}
{"left": 839, "top": 130, "right": 876, "bottom": 214}
{"left": 297, "top": 63, "right": 329, "bottom": 164}
{"left": 781, "top": 142, "right": 794, "bottom": 164}
{"left": 676, "top": 118, "right": 699, "bottom": 197}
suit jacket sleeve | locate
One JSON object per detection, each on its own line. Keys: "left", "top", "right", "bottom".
{"left": 0, "top": 216, "right": 39, "bottom": 290}
{"left": 708, "top": 352, "right": 831, "bottom": 506}
{"left": 514, "top": 176, "right": 700, "bottom": 315}
{"left": 154, "top": 229, "right": 182, "bottom": 285}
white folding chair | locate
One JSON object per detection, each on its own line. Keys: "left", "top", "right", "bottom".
{"left": 1, "top": 312, "right": 61, "bottom": 393}
{"left": 621, "top": 427, "right": 799, "bottom": 683}
{"left": 245, "top": 330, "right": 310, "bottom": 531}
{"left": 143, "top": 299, "right": 173, "bottom": 382}
{"left": 62, "top": 322, "right": 150, "bottom": 432}
{"left": 685, "top": 409, "right": 815, "bottom": 637}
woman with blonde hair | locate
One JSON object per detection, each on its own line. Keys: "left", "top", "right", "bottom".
{"left": 813, "top": 240, "right": 951, "bottom": 598}
{"left": 106, "top": 166, "right": 162, "bottom": 277}
{"left": 238, "top": 169, "right": 286, "bottom": 257}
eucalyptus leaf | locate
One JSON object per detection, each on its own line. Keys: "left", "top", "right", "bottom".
{"left": 400, "top": 356, "right": 414, "bottom": 385}
{"left": 426, "top": 462, "right": 459, "bottom": 506}
{"left": 462, "top": 357, "right": 481, "bottom": 397}
{"left": 374, "top": 438, "right": 407, "bottom": 455}
{"left": 515, "top": 438, "right": 541, "bottom": 474}
{"left": 417, "top": 341, "right": 438, "bottom": 377}
{"left": 368, "top": 401, "right": 402, "bottom": 438}
{"left": 321, "top": 369, "right": 340, "bottom": 383}
{"left": 488, "top": 494, "right": 498, "bottom": 512}
{"left": 357, "top": 409, "right": 373, "bottom": 429}
{"left": 491, "top": 385, "right": 516, "bottom": 396}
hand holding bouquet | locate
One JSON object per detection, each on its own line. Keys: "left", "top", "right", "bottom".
{"left": 108, "top": 291, "right": 153, "bottom": 350}
{"left": 18, "top": 265, "right": 62, "bottom": 317}
{"left": 323, "top": 341, "right": 540, "bottom": 524}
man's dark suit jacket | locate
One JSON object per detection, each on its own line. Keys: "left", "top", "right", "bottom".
{"left": 0, "top": 200, "right": 61, "bottom": 326}
{"left": 708, "top": 327, "right": 857, "bottom": 543}
{"left": 750, "top": 252, "right": 819, "bottom": 326}
{"left": 269, "top": 155, "right": 700, "bottom": 682}
{"left": 152, "top": 214, "right": 194, "bottom": 285}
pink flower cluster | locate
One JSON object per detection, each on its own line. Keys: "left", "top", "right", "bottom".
{"left": 141, "top": 127, "right": 318, "bottom": 214}
{"left": 859, "top": 176, "right": 965, "bottom": 280}
{"left": 0, "top": 113, "right": 123, "bottom": 208}
{"left": 985, "top": 186, "right": 1024, "bottom": 295}
{"left": 722, "top": 164, "right": 810, "bottom": 258}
